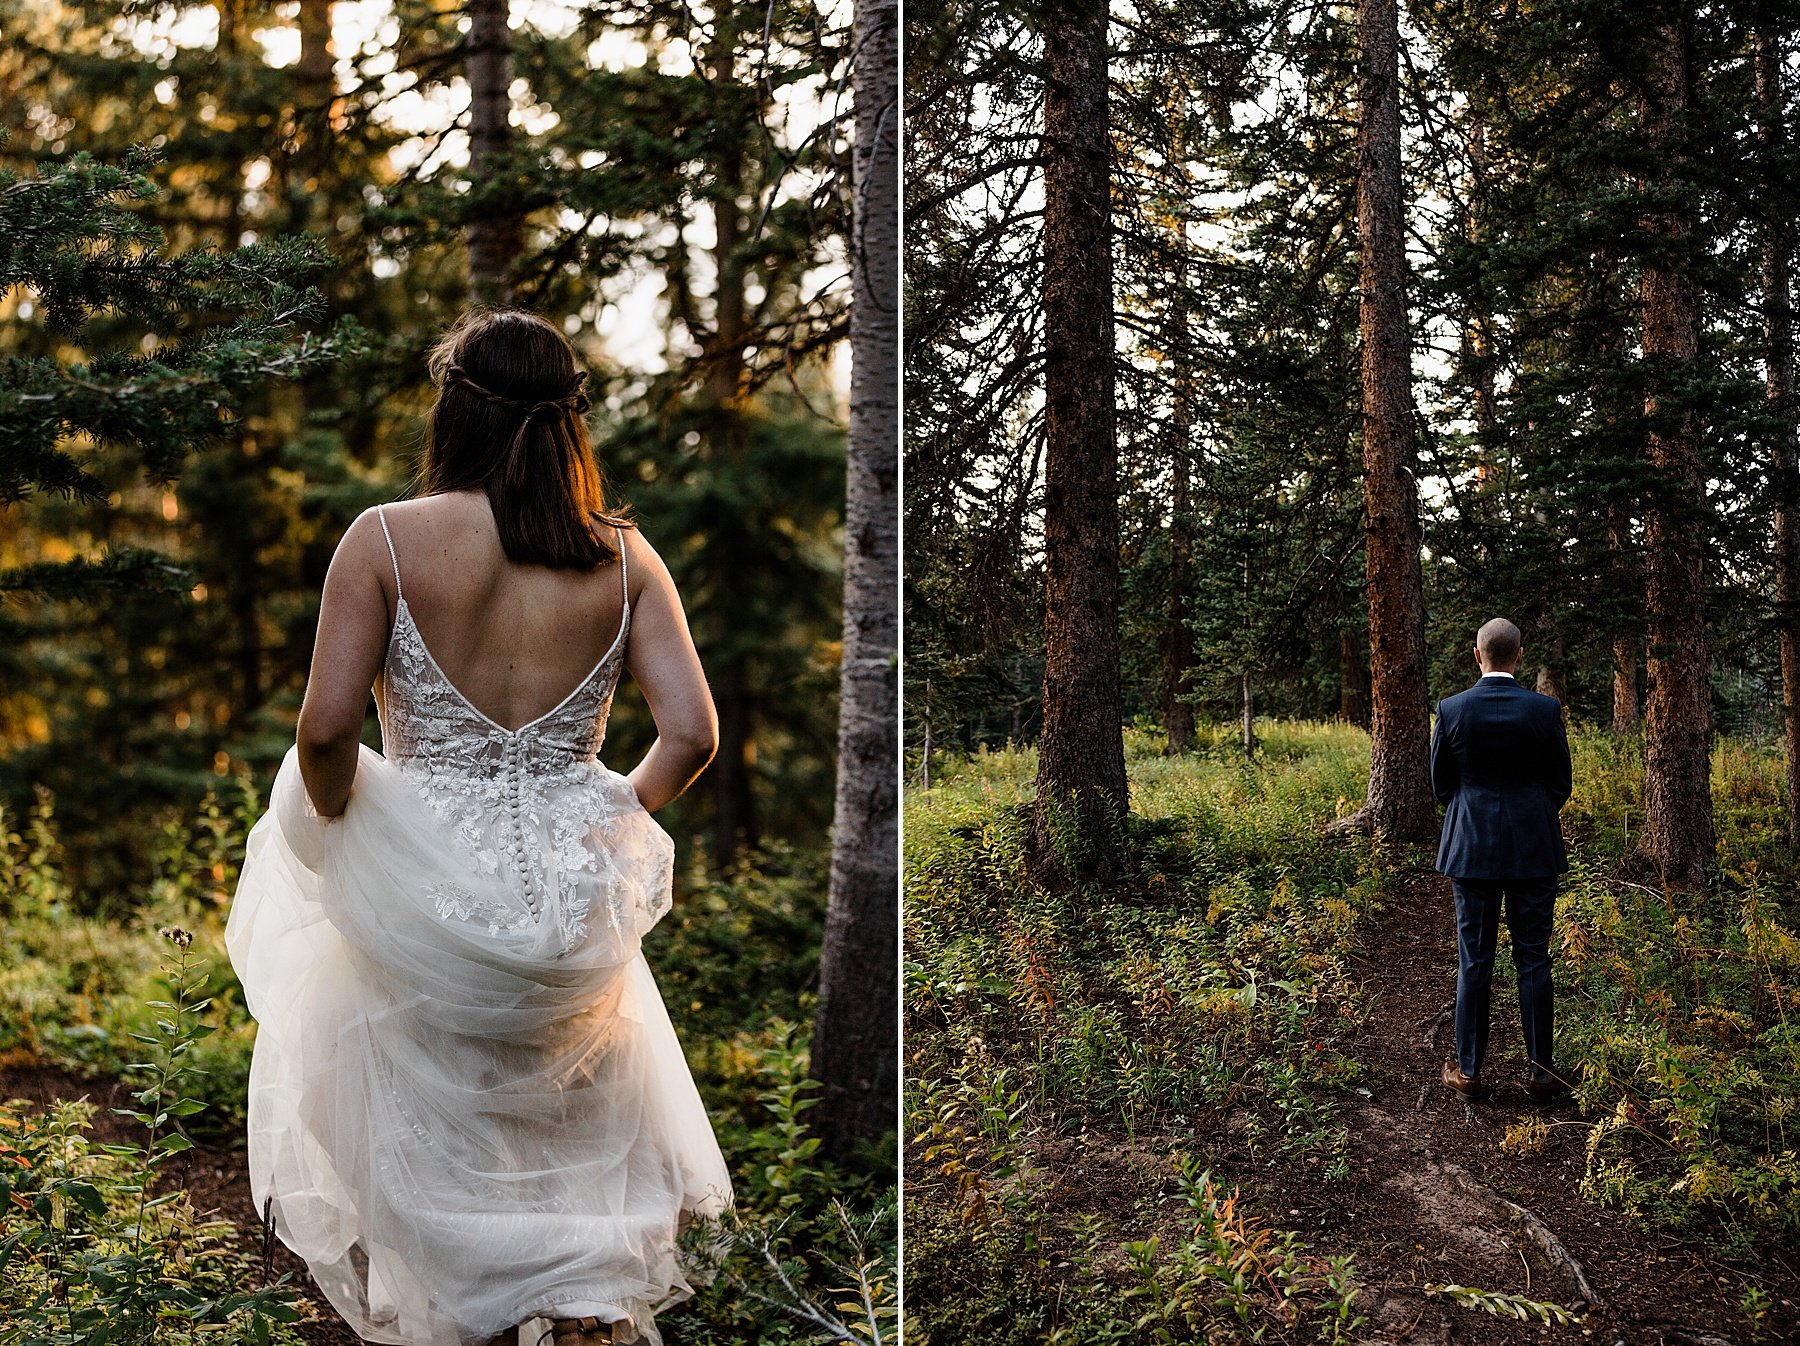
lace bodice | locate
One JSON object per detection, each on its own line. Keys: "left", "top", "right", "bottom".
{"left": 371, "top": 505, "right": 649, "bottom": 954}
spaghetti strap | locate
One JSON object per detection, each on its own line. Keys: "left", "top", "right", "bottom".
{"left": 617, "top": 527, "right": 629, "bottom": 610}
{"left": 375, "top": 504, "right": 404, "bottom": 601}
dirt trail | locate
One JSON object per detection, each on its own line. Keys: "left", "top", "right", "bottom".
{"left": 0, "top": 1063, "right": 360, "bottom": 1345}
{"left": 1318, "top": 864, "right": 1798, "bottom": 1345}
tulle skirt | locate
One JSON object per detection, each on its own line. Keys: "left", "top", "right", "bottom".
{"left": 225, "top": 745, "right": 732, "bottom": 1346}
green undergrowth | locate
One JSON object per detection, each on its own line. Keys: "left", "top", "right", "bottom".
{"left": 1, "top": 789, "right": 895, "bottom": 1345}
{"left": 905, "top": 722, "right": 1388, "bottom": 1344}
{"left": 1554, "top": 732, "right": 1800, "bottom": 1257}
{"left": 906, "top": 721, "right": 1800, "bottom": 1344}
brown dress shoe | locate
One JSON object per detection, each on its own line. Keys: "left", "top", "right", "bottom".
{"left": 1441, "top": 1059, "right": 1481, "bottom": 1097}
{"left": 1526, "top": 1067, "right": 1575, "bottom": 1103}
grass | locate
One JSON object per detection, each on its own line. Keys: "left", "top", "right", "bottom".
{"left": 905, "top": 722, "right": 1388, "bottom": 1344}
{"left": 904, "top": 720, "right": 1800, "bottom": 1342}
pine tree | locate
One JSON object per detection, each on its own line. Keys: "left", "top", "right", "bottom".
{"left": 0, "top": 148, "right": 362, "bottom": 887}
{"left": 1635, "top": 7, "right": 1716, "bottom": 885}
{"left": 1033, "top": 0, "right": 1129, "bottom": 879}
{"left": 1336, "top": 0, "right": 1434, "bottom": 841}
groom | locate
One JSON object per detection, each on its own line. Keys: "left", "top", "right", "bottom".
{"left": 1430, "top": 618, "right": 1574, "bottom": 1103}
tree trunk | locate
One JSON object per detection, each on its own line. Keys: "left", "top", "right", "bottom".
{"left": 1534, "top": 633, "right": 1568, "bottom": 705}
{"left": 810, "top": 0, "right": 898, "bottom": 1160}
{"left": 1611, "top": 634, "right": 1640, "bottom": 735}
{"left": 1165, "top": 328, "right": 1196, "bottom": 755}
{"left": 1758, "top": 31, "right": 1800, "bottom": 842}
{"left": 1465, "top": 115, "right": 1500, "bottom": 531}
{"left": 1162, "top": 97, "right": 1197, "bottom": 758}
{"left": 1339, "top": 628, "right": 1370, "bottom": 727}
{"left": 1031, "top": 0, "right": 1129, "bottom": 879}
{"left": 1635, "top": 14, "right": 1714, "bottom": 885}
{"left": 296, "top": 0, "right": 334, "bottom": 188}
{"left": 1240, "top": 669, "right": 1256, "bottom": 758}
{"left": 709, "top": 671, "right": 758, "bottom": 870}
{"left": 466, "top": 0, "right": 520, "bottom": 305}
{"left": 1339, "top": 0, "right": 1435, "bottom": 842}
{"left": 700, "top": 32, "right": 757, "bottom": 869}
{"left": 1609, "top": 502, "right": 1640, "bottom": 735}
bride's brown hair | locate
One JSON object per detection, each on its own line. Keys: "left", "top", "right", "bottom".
{"left": 421, "top": 308, "right": 628, "bottom": 569}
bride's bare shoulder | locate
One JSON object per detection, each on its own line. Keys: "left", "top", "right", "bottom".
{"left": 617, "top": 521, "right": 674, "bottom": 589}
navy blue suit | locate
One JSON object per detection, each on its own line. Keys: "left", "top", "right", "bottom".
{"left": 1430, "top": 674, "right": 1573, "bottom": 1082}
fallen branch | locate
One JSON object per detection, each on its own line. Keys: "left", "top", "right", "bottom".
{"left": 1417, "top": 1002, "right": 1454, "bottom": 1048}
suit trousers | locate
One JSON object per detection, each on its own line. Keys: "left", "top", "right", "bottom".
{"left": 1450, "top": 875, "right": 1558, "bottom": 1081}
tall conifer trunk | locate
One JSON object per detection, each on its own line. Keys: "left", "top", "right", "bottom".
{"left": 467, "top": 0, "right": 520, "bottom": 304}
{"left": 1338, "top": 0, "right": 1435, "bottom": 841}
{"left": 1466, "top": 116, "right": 1499, "bottom": 530}
{"left": 1165, "top": 273, "right": 1196, "bottom": 755}
{"left": 1636, "top": 13, "right": 1714, "bottom": 885}
{"left": 1032, "top": 0, "right": 1128, "bottom": 878}
{"left": 1609, "top": 502, "right": 1640, "bottom": 735}
{"left": 1758, "top": 30, "right": 1800, "bottom": 842}
{"left": 811, "top": 0, "right": 899, "bottom": 1158}
{"left": 701, "top": 30, "right": 759, "bottom": 871}
{"left": 1166, "top": 430, "right": 1195, "bottom": 754}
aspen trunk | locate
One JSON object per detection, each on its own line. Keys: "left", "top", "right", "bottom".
{"left": 1635, "top": 14, "right": 1715, "bottom": 884}
{"left": 811, "top": 0, "right": 899, "bottom": 1159}
{"left": 1032, "top": 0, "right": 1129, "bottom": 878}
{"left": 1240, "top": 669, "right": 1255, "bottom": 759}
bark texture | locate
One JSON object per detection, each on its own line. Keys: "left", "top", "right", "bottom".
{"left": 811, "top": 0, "right": 899, "bottom": 1159}
{"left": 1339, "top": 629, "right": 1370, "bottom": 727}
{"left": 700, "top": 32, "right": 757, "bottom": 869}
{"left": 1345, "top": 0, "right": 1435, "bottom": 842}
{"left": 1635, "top": 15, "right": 1715, "bottom": 885}
{"left": 1609, "top": 502, "right": 1640, "bottom": 736}
{"left": 1759, "top": 31, "right": 1800, "bottom": 842}
{"left": 1534, "top": 634, "right": 1568, "bottom": 706}
{"left": 1165, "top": 313, "right": 1196, "bottom": 755}
{"left": 1032, "top": 0, "right": 1129, "bottom": 878}
{"left": 466, "top": 0, "right": 520, "bottom": 305}
{"left": 708, "top": 672, "right": 757, "bottom": 871}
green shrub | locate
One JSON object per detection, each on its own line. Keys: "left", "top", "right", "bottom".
{"left": 0, "top": 929, "right": 303, "bottom": 1345}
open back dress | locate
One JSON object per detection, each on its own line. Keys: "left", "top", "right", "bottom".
{"left": 226, "top": 505, "right": 732, "bottom": 1346}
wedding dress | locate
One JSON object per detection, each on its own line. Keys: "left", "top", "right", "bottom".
{"left": 226, "top": 507, "right": 732, "bottom": 1346}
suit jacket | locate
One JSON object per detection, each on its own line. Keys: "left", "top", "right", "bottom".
{"left": 1430, "top": 675, "right": 1573, "bottom": 879}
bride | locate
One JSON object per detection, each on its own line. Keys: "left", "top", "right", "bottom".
{"left": 226, "top": 308, "right": 733, "bottom": 1346}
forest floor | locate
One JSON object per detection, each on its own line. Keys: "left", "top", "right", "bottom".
{"left": 0, "top": 1060, "right": 363, "bottom": 1345}
{"left": 906, "top": 727, "right": 1800, "bottom": 1345}
{"left": 1289, "top": 860, "right": 1796, "bottom": 1344}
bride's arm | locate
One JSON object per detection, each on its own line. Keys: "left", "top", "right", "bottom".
{"left": 621, "top": 528, "right": 718, "bottom": 811}
{"left": 297, "top": 511, "right": 393, "bottom": 817}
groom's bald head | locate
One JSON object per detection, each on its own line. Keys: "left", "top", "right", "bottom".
{"left": 1476, "top": 618, "right": 1522, "bottom": 672}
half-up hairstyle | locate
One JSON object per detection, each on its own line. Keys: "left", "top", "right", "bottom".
{"left": 421, "top": 308, "right": 628, "bottom": 569}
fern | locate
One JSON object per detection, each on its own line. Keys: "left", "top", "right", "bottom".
{"left": 1425, "top": 1282, "right": 1586, "bottom": 1325}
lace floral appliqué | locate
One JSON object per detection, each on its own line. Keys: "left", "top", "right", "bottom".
{"left": 379, "top": 598, "right": 653, "bottom": 957}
